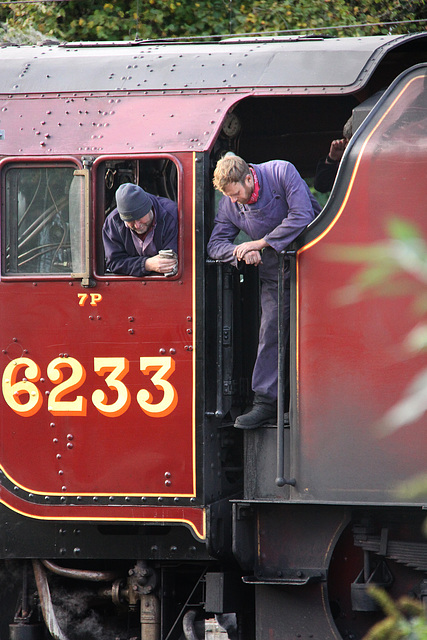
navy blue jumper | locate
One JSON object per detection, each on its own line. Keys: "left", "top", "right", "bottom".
{"left": 102, "top": 194, "right": 178, "bottom": 277}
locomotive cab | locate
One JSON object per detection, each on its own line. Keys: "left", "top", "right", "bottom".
{"left": 203, "top": 46, "right": 427, "bottom": 640}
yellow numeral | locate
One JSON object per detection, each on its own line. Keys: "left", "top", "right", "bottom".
{"left": 137, "top": 356, "right": 178, "bottom": 417}
{"left": 92, "top": 357, "right": 131, "bottom": 417}
{"left": 47, "top": 357, "right": 87, "bottom": 416}
{"left": 2, "top": 358, "right": 43, "bottom": 417}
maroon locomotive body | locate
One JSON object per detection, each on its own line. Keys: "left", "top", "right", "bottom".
{"left": 0, "top": 33, "right": 426, "bottom": 640}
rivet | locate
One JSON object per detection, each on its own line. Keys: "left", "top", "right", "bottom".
{"left": 169, "top": 348, "right": 176, "bottom": 355}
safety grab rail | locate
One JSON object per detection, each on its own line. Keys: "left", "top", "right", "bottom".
{"left": 276, "top": 251, "right": 296, "bottom": 488}
{"left": 215, "top": 261, "right": 225, "bottom": 419}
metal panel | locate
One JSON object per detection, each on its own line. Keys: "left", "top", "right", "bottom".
{"left": 293, "top": 64, "right": 427, "bottom": 503}
{"left": 0, "top": 35, "right": 424, "bottom": 95}
{"left": 0, "top": 151, "right": 206, "bottom": 538}
{"left": 0, "top": 93, "right": 238, "bottom": 155}
{"left": 244, "top": 426, "right": 291, "bottom": 500}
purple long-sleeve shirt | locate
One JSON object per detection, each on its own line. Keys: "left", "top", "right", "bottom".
{"left": 102, "top": 194, "right": 178, "bottom": 276}
{"left": 207, "top": 160, "right": 321, "bottom": 271}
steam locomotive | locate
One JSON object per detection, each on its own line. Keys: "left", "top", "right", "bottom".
{"left": 0, "top": 30, "right": 427, "bottom": 640}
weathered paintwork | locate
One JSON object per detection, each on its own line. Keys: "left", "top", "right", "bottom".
{"left": 0, "top": 36, "right": 419, "bottom": 95}
{"left": 0, "top": 34, "right": 426, "bottom": 556}
{"left": 295, "top": 65, "right": 427, "bottom": 503}
{"left": 0, "top": 150, "right": 206, "bottom": 538}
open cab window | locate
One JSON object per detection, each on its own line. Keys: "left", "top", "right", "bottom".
{"left": 95, "top": 156, "right": 180, "bottom": 278}
{"left": 2, "top": 161, "right": 88, "bottom": 279}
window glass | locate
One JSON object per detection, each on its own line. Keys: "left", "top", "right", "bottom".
{"left": 3, "top": 165, "right": 84, "bottom": 275}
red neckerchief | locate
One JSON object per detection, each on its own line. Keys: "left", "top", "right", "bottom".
{"left": 247, "top": 167, "right": 260, "bottom": 204}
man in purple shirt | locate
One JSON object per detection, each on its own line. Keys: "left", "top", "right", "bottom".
{"left": 207, "top": 155, "right": 320, "bottom": 429}
{"left": 103, "top": 183, "right": 178, "bottom": 277}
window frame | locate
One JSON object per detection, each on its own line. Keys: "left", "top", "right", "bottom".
{"left": 92, "top": 153, "right": 183, "bottom": 281}
{"left": 0, "top": 156, "right": 86, "bottom": 282}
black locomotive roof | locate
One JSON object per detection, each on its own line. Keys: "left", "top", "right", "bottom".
{"left": 0, "top": 33, "right": 426, "bottom": 95}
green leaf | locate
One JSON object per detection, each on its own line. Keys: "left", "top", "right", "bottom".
{"left": 387, "top": 217, "right": 422, "bottom": 242}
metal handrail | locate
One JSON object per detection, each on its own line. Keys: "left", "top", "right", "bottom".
{"left": 276, "top": 251, "right": 296, "bottom": 488}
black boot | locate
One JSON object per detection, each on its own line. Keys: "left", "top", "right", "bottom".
{"left": 234, "top": 394, "right": 277, "bottom": 430}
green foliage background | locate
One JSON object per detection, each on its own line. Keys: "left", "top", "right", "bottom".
{"left": 0, "top": 0, "right": 426, "bottom": 43}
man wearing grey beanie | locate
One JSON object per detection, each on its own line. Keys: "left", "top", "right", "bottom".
{"left": 102, "top": 183, "right": 178, "bottom": 276}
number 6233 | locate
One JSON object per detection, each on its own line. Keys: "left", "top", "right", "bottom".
{"left": 2, "top": 356, "right": 178, "bottom": 418}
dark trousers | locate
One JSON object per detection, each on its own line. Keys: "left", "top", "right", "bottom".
{"left": 252, "top": 249, "right": 290, "bottom": 402}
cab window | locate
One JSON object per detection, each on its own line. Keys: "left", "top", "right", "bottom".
{"left": 2, "top": 164, "right": 85, "bottom": 276}
{"left": 96, "top": 157, "right": 179, "bottom": 276}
